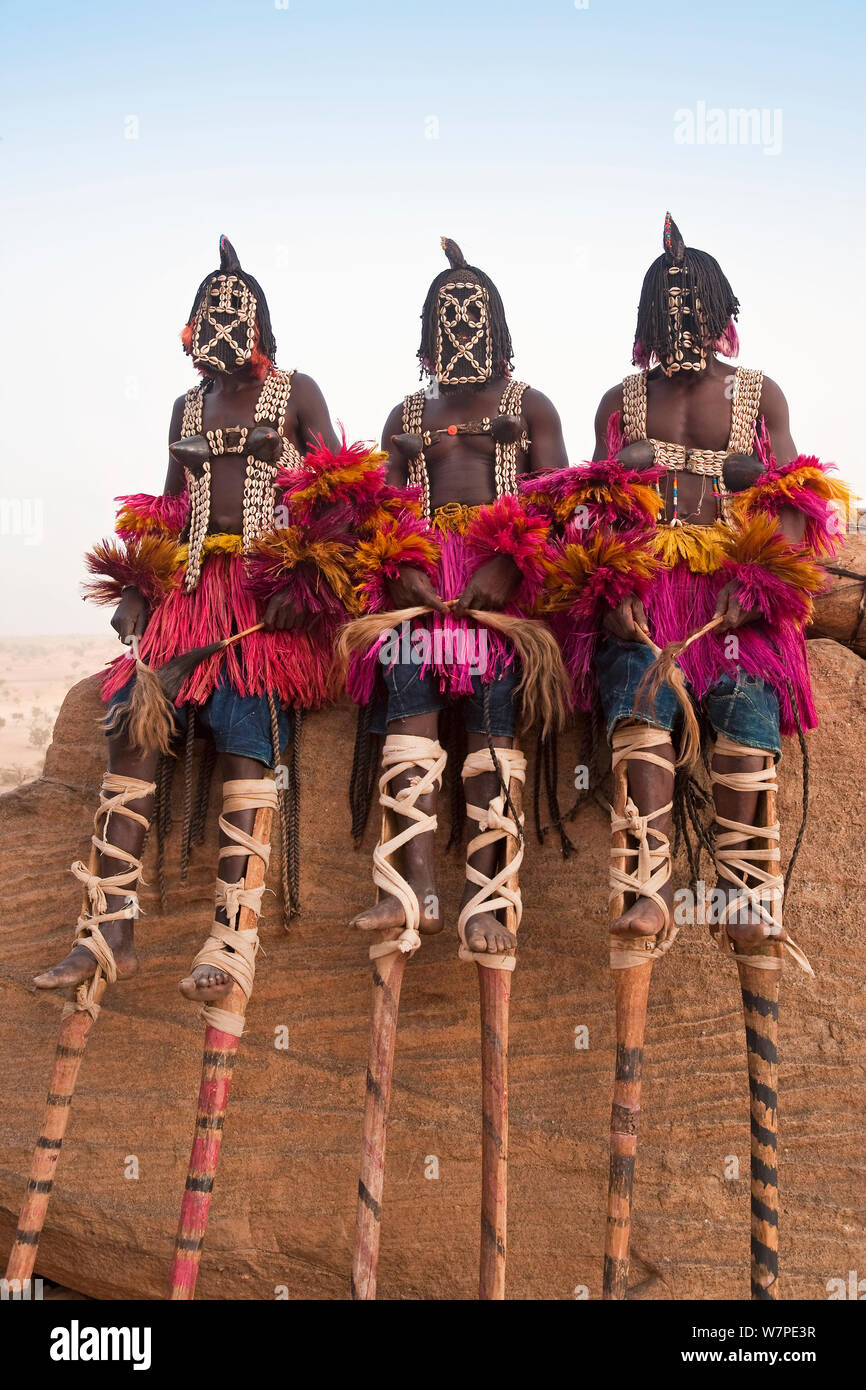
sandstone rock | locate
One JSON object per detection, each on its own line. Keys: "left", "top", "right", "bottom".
{"left": 1, "top": 642, "right": 865, "bottom": 1300}
{"left": 810, "top": 533, "right": 866, "bottom": 658}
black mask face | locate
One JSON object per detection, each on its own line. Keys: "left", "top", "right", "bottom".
{"left": 434, "top": 279, "right": 492, "bottom": 385}
{"left": 660, "top": 260, "right": 708, "bottom": 375}
{"left": 190, "top": 273, "right": 258, "bottom": 374}
{"left": 658, "top": 213, "right": 708, "bottom": 375}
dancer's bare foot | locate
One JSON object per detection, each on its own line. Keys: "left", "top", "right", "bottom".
{"left": 610, "top": 881, "right": 674, "bottom": 940}
{"left": 351, "top": 883, "right": 443, "bottom": 935}
{"left": 712, "top": 876, "right": 777, "bottom": 948}
{"left": 178, "top": 960, "right": 233, "bottom": 1002}
{"left": 33, "top": 918, "right": 138, "bottom": 989}
{"left": 461, "top": 904, "right": 516, "bottom": 956}
{"left": 721, "top": 919, "right": 770, "bottom": 947}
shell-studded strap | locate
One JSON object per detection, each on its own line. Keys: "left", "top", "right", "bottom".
{"left": 494, "top": 380, "right": 531, "bottom": 498}
{"left": 181, "top": 385, "right": 205, "bottom": 438}
{"left": 255, "top": 367, "right": 301, "bottom": 471}
{"left": 402, "top": 389, "right": 426, "bottom": 436}
{"left": 621, "top": 373, "right": 647, "bottom": 444}
{"left": 498, "top": 379, "right": 530, "bottom": 419}
{"left": 727, "top": 367, "right": 765, "bottom": 455}
{"left": 402, "top": 390, "right": 429, "bottom": 516}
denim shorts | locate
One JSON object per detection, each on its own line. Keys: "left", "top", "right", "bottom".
{"left": 595, "top": 635, "right": 781, "bottom": 759}
{"left": 369, "top": 658, "right": 519, "bottom": 738}
{"left": 107, "top": 676, "right": 292, "bottom": 769}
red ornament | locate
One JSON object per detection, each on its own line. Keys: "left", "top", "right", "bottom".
{"left": 447, "top": 424, "right": 458, "bottom": 435}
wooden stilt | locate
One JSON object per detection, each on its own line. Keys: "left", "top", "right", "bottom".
{"left": 476, "top": 764, "right": 522, "bottom": 1301}
{"left": 351, "top": 945, "right": 407, "bottom": 1301}
{"left": 6, "top": 840, "right": 109, "bottom": 1288}
{"left": 736, "top": 755, "right": 782, "bottom": 1300}
{"left": 736, "top": 945, "right": 782, "bottom": 1300}
{"left": 603, "top": 747, "right": 656, "bottom": 1301}
{"left": 4, "top": 977, "right": 108, "bottom": 1287}
{"left": 477, "top": 966, "right": 510, "bottom": 1300}
{"left": 168, "top": 802, "right": 272, "bottom": 1301}
{"left": 603, "top": 959, "right": 653, "bottom": 1299}
{"left": 351, "top": 742, "right": 446, "bottom": 1302}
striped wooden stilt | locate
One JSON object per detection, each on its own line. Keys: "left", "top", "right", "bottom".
{"left": 736, "top": 754, "right": 783, "bottom": 1300}
{"left": 737, "top": 944, "right": 782, "bottom": 1299}
{"left": 351, "top": 945, "right": 406, "bottom": 1301}
{"left": 6, "top": 837, "right": 110, "bottom": 1288}
{"left": 4, "top": 977, "right": 107, "bottom": 1287}
{"left": 603, "top": 745, "right": 657, "bottom": 1301}
{"left": 168, "top": 801, "right": 273, "bottom": 1300}
{"left": 602, "top": 958, "right": 653, "bottom": 1299}
{"left": 167, "top": 1016, "right": 241, "bottom": 1299}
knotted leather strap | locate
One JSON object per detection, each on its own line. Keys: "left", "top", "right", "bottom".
{"left": 608, "top": 724, "right": 677, "bottom": 969}
{"left": 64, "top": 771, "right": 156, "bottom": 1017}
{"left": 457, "top": 747, "right": 526, "bottom": 972}
{"left": 710, "top": 735, "right": 812, "bottom": 975}
{"left": 367, "top": 735, "right": 447, "bottom": 961}
{"left": 191, "top": 778, "right": 278, "bottom": 1035}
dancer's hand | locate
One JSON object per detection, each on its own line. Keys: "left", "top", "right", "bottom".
{"left": 713, "top": 581, "right": 760, "bottom": 630}
{"left": 263, "top": 589, "right": 321, "bottom": 631}
{"left": 386, "top": 565, "right": 450, "bottom": 614}
{"left": 603, "top": 594, "right": 648, "bottom": 641}
{"left": 452, "top": 555, "right": 520, "bottom": 615}
{"left": 111, "top": 587, "right": 149, "bottom": 643}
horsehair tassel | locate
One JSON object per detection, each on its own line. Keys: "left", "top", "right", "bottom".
{"left": 476, "top": 762, "right": 523, "bottom": 1301}
{"left": 168, "top": 797, "right": 273, "bottom": 1301}
{"left": 103, "top": 635, "right": 178, "bottom": 757}
{"left": 335, "top": 607, "right": 571, "bottom": 739}
{"left": 104, "top": 625, "right": 266, "bottom": 758}
{"left": 632, "top": 614, "right": 727, "bottom": 770}
{"left": 5, "top": 841, "right": 109, "bottom": 1287}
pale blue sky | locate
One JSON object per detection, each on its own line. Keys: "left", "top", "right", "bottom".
{"left": 1, "top": 0, "right": 863, "bottom": 632}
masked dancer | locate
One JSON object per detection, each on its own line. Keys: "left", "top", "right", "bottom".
{"left": 9, "top": 236, "right": 384, "bottom": 1298}
{"left": 526, "top": 214, "right": 849, "bottom": 1300}
{"left": 341, "top": 237, "right": 570, "bottom": 1299}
